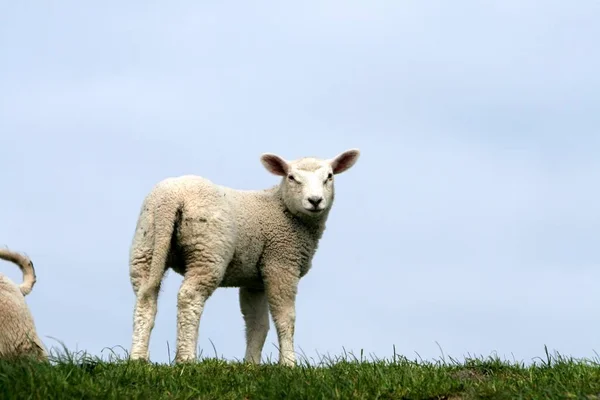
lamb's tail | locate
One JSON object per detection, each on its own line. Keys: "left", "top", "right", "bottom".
{"left": 0, "top": 248, "right": 37, "bottom": 296}
{"left": 142, "top": 195, "right": 180, "bottom": 296}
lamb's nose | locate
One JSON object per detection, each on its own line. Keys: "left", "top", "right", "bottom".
{"left": 308, "top": 196, "right": 323, "bottom": 207}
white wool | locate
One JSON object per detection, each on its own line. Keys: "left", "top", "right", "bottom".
{"left": 0, "top": 249, "right": 47, "bottom": 361}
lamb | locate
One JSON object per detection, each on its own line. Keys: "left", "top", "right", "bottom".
{"left": 128, "top": 148, "right": 360, "bottom": 366}
{"left": 0, "top": 248, "right": 47, "bottom": 361}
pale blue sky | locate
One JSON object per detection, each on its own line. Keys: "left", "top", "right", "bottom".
{"left": 1, "top": 1, "right": 599, "bottom": 365}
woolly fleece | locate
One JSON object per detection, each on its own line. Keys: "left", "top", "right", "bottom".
{"left": 0, "top": 248, "right": 47, "bottom": 361}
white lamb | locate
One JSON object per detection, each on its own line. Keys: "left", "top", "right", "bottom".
{"left": 0, "top": 248, "right": 47, "bottom": 361}
{"left": 128, "top": 148, "right": 360, "bottom": 366}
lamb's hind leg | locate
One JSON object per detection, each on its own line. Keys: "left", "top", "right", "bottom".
{"left": 129, "top": 251, "right": 162, "bottom": 361}
{"left": 174, "top": 254, "right": 229, "bottom": 363}
{"left": 240, "top": 287, "right": 269, "bottom": 364}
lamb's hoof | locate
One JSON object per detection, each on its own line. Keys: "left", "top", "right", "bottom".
{"left": 242, "top": 354, "right": 261, "bottom": 365}
{"left": 129, "top": 353, "right": 150, "bottom": 363}
{"left": 278, "top": 358, "right": 296, "bottom": 368}
{"left": 174, "top": 354, "right": 197, "bottom": 364}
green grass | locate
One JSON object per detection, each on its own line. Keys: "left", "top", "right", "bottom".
{"left": 1, "top": 346, "right": 600, "bottom": 399}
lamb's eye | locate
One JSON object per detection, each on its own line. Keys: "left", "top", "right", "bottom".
{"left": 327, "top": 173, "right": 333, "bottom": 180}
{"left": 288, "top": 174, "right": 296, "bottom": 182}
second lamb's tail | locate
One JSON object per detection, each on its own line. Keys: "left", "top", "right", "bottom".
{"left": 0, "top": 248, "right": 37, "bottom": 296}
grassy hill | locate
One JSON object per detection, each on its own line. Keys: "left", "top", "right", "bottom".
{"left": 1, "top": 347, "right": 599, "bottom": 399}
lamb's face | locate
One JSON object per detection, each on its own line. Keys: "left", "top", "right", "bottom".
{"left": 284, "top": 159, "right": 334, "bottom": 216}
{"left": 260, "top": 149, "right": 361, "bottom": 219}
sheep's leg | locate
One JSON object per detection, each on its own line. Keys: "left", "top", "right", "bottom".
{"left": 240, "top": 287, "right": 269, "bottom": 364}
{"left": 129, "top": 195, "right": 174, "bottom": 362}
{"left": 264, "top": 269, "right": 299, "bottom": 367}
{"left": 129, "top": 249, "right": 162, "bottom": 361}
{"left": 174, "top": 261, "right": 225, "bottom": 363}
{"left": 130, "top": 282, "right": 160, "bottom": 361}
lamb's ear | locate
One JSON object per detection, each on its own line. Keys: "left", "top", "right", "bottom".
{"left": 260, "top": 153, "right": 289, "bottom": 176}
{"left": 330, "top": 148, "right": 360, "bottom": 175}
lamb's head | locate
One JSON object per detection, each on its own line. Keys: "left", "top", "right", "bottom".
{"left": 260, "top": 149, "right": 360, "bottom": 218}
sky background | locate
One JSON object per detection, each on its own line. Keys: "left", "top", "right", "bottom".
{"left": 1, "top": 1, "right": 599, "bottom": 365}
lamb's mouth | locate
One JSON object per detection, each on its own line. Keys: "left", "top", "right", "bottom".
{"left": 305, "top": 207, "right": 324, "bottom": 213}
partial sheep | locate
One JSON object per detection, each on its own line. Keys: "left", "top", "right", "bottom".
{"left": 129, "top": 148, "right": 360, "bottom": 366}
{"left": 0, "top": 248, "right": 47, "bottom": 361}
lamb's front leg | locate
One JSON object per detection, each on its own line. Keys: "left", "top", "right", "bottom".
{"left": 263, "top": 267, "right": 299, "bottom": 367}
